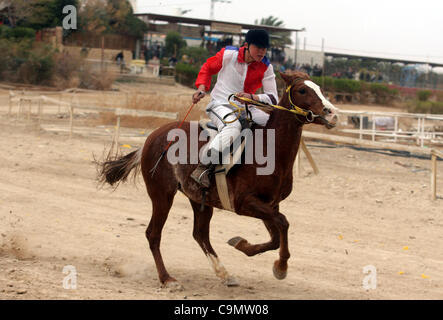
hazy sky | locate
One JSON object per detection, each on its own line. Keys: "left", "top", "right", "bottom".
{"left": 137, "top": 0, "right": 443, "bottom": 65}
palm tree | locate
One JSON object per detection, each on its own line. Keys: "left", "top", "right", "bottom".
{"left": 254, "top": 15, "right": 292, "bottom": 49}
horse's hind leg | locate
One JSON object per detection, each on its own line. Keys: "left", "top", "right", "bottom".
{"left": 145, "top": 189, "right": 180, "bottom": 288}
{"left": 189, "top": 199, "right": 238, "bottom": 287}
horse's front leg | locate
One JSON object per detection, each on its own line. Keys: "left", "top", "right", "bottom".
{"left": 233, "top": 196, "right": 290, "bottom": 280}
{"left": 228, "top": 218, "right": 280, "bottom": 256}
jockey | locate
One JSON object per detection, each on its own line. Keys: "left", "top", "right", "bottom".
{"left": 190, "top": 29, "right": 278, "bottom": 188}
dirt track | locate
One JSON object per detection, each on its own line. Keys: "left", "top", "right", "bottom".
{"left": 1, "top": 86, "right": 443, "bottom": 300}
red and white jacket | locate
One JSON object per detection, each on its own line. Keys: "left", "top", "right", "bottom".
{"left": 195, "top": 46, "right": 278, "bottom": 107}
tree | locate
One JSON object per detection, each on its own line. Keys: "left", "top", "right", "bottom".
{"left": 179, "top": 46, "right": 210, "bottom": 66}
{"left": 13, "top": 0, "right": 79, "bottom": 30}
{"left": 3, "top": 0, "right": 34, "bottom": 27}
{"left": 165, "top": 32, "right": 187, "bottom": 57}
{"left": 78, "top": 0, "right": 147, "bottom": 37}
{"left": 254, "top": 15, "right": 292, "bottom": 48}
{"left": 78, "top": 0, "right": 107, "bottom": 35}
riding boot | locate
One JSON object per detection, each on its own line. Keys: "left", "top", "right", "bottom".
{"left": 190, "top": 149, "right": 218, "bottom": 188}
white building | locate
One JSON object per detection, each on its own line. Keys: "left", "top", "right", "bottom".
{"left": 284, "top": 48, "right": 325, "bottom": 68}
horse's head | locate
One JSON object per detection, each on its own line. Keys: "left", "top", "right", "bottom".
{"left": 279, "top": 71, "right": 339, "bottom": 129}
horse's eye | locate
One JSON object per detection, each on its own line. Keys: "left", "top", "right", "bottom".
{"left": 299, "top": 89, "right": 306, "bottom": 95}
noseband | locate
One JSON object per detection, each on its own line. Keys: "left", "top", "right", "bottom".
{"left": 285, "top": 85, "right": 316, "bottom": 124}
{"left": 286, "top": 78, "right": 335, "bottom": 127}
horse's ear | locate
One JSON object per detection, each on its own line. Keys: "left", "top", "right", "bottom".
{"left": 279, "top": 72, "right": 293, "bottom": 85}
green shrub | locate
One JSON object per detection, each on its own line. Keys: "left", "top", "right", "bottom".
{"left": 311, "top": 76, "right": 361, "bottom": 93}
{"left": 0, "top": 38, "right": 34, "bottom": 81}
{"left": 370, "top": 83, "right": 390, "bottom": 95}
{"left": 165, "top": 32, "right": 187, "bottom": 57}
{"left": 175, "top": 62, "right": 218, "bottom": 90}
{"left": 311, "top": 76, "right": 334, "bottom": 91}
{"left": 417, "top": 90, "right": 432, "bottom": 101}
{"left": 160, "top": 57, "right": 169, "bottom": 67}
{"left": 408, "top": 101, "right": 431, "bottom": 113}
{"left": 408, "top": 100, "right": 443, "bottom": 114}
{"left": 0, "top": 25, "right": 7, "bottom": 38}
{"left": 175, "top": 62, "right": 199, "bottom": 79}
{"left": 0, "top": 26, "right": 36, "bottom": 40}
{"left": 18, "top": 43, "right": 55, "bottom": 84}
{"left": 0, "top": 38, "right": 54, "bottom": 85}
{"left": 369, "top": 83, "right": 398, "bottom": 104}
{"left": 431, "top": 101, "right": 443, "bottom": 114}
{"left": 334, "top": 78, "right": 361, "bottom": 93}
{"left": 0, "top": 36, "right": 117, "bottom": 89}
{"left": 178, "top": 47, "right": 210, "bottom": 66}
{"left": 175, "top": 62, "right": 198, "bottom": 88}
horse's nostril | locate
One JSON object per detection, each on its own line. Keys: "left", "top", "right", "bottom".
{"left": 323, "top": 107, "right": 331, "bottom": 114}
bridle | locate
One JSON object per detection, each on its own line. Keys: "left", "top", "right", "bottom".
{"left": 285, "top": 77, "right": 335, "bottom": 126}
{"left": 226, "top": 78, "right": 334, "bottom": 127}
{"left": 285, "top": 83, "right": 316, "bottom": 124}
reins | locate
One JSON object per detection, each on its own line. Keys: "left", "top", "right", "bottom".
{"left": 226, "top": 85, "right": 320, "bottom": 125}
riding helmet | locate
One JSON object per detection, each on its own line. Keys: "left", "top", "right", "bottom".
{"left": 245, "top": 29, "right": 270, "bottom": 48}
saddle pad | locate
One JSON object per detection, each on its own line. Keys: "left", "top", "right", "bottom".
{"left": 199, "top": 119, "right": 249, "bottom": 212}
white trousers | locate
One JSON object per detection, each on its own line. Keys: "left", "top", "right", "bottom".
{"left": 206, "top": 103, "right": 270, "bottom": 152}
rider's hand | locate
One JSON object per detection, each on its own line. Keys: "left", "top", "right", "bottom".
{"left": 192, "top": 89, "right": 206, "bottom": 104}
{"left": 235, "top": 92, "right": 255, "bottom": 102}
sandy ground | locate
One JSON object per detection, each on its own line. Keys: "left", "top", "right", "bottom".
{"left": 0, "top": 84, "right": 443, "bottom": 300}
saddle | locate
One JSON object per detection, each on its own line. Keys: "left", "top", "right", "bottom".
{"left": 198, "top": 119, "right": 252, "bottom": 212}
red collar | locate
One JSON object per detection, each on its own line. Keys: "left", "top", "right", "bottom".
{"left": 238, "top": 46, "right": 263, "bottom": 66}
{"left": 237, "top": 46, "right": 247, "bottom": 63}
{"left": 238, "top": 46, "right": 259, "bottom": 65}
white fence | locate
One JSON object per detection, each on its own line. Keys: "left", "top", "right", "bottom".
{"left": 337, "top": 110, "right": 443, "bottom": 147}
{"left": 3, "top": 88, "right": 442, "bottom": 200}
{"left": 4, "top": 89, "right": 178, "bottom": 144}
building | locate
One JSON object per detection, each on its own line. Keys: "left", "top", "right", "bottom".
{"left": 136, "top": 13, "right": 304, "bottom": 63}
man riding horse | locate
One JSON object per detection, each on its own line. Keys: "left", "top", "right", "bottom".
{"left": 98, "top": 29, "right": 339, "bottom": 288}
{"left": 190, "top": 29, "right": 278, "bottom": 188}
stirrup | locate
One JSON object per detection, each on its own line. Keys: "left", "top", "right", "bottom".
{"left": 197, "top": 168, "right": 212, "bottom": 184}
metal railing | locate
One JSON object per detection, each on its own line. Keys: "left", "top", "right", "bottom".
{"left": 337, "top": 110, "right": 443, "bottom": 147}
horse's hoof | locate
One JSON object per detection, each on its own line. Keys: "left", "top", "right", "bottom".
{"left": 227, "top": 236, "right": 246, "bottom": 248}
{"left": 162, "top": 279, "right": 185, "bottom": 292}
{"left": 272, "top": 260, "right": 287, "bottom": 280}
{"left": 224, "top": 276, "right": 239, "bottom": 287}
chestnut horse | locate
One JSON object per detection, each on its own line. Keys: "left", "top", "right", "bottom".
{"left": 98, "top": 72, "right": 338, "bottom": 289}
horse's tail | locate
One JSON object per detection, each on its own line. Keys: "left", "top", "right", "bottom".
{"left": 97, "top": 147, "right": 143, "bottom": 187}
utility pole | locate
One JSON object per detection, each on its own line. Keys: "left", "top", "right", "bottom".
{"left": 321, "top": 38, "right": 325, "bottom": 88}
{"left": 293, "top": 27, "right": 306, "bottom": 70}
{"left": 210, "top": 0, "right": 231, "bottom": 20}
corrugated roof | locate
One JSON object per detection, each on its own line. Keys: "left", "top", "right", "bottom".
{"left": 325, "top": 51, "right": 443, "bottom": 69}
{"left": 135, "top": 13, "right": 303, "bottom": 33}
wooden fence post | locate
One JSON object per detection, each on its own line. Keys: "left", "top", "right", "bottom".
{"left": 300, "top": 138, "right": 319, "bottom": 175}
{"left": 372, "top": 113, "right": 376, "bottom": 142}
{"left": 431, "top": 150, "right": 437, "bottom": 201}
{"left": 17, "top": 98, "right": 22, "bottom": 120}
{"left": 295, "top": 152, "right": 301, "bottom": 177}
{"left": 69, "top": 105, "right": 74, "bottom": 138}
{"left": 359, "top": 114, "right": 363, "bottom": 140}
{"left": 8, "top": 91, "right": 12, "bottom": 119}
{"left": 114, "top": 115, "right": 121, "bottom": 146}
{"left": 38, "top": 98, "right": 42, "bottom": 129}
{"left": 27, "top": 99, "right": 31, "bottom": 121}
